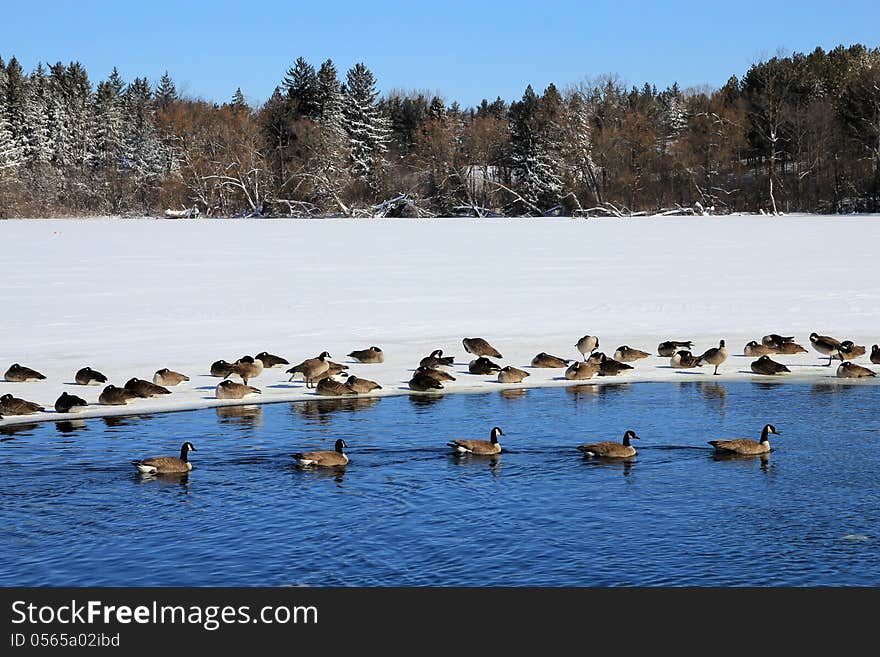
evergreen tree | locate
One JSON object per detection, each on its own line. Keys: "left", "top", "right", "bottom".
{"left": 342, "top": 63, "right": 391, "bottom": 187}
{"left": 155, "top": 70, "right": 177, "bottom": 111}
{"left": 0, "top": 58, "right": 18, "bottom": 169}
{"left": 3, "top": 57, "right": 29, "bottom": 161}
{"left": 91, "top": 68, "right": 126, "bottom": 169}
{"left": 659, "top": 82, "right": 687, "bottom": 151}
{"left": 23, "top": 63, "right": 52, "bottom": 164}
{"left": 283, "top": 57, "right": 320, "bottom": 118}
{"left": 429, "top": 96, "right": 447, "bottom": 121}
{"left": 123, "top": 77, "right": 163, "bottom": 200}
{"left": 317, "top": 59, "right": 343, "bottom": 122}
{"left": 231, "top": 87, "right": 248, "bottom": 110}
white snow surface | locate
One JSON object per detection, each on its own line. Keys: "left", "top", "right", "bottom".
{"left": 1, "top": 214, "right": 878, "bottom": 426}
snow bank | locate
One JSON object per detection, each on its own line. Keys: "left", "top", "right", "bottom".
{"left": 1, "top": 214, "right": 878, "bottom": 426}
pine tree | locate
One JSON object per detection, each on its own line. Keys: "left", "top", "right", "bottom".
{"left": 659, "top": 82, "right": 687, "bottom": 151}
{"left": 91, "top": 68, "right": 126, "bottom": 169}
{"left": 123, "top": 77, "right": 163, "bottom": 203}
{"left": 231, "top": 87, "right": 248, "bottom": 110}
{"left": 563, "top": 91, "right": 601, "bottom": 205}
{"left": 47, "top": 61, "right": 93, "bottom": 170}
{"left": 23, "top": 63, "right": 52, "bottom": 164}
{"left": 342, "top": 63, "right": 391, "bottom": 187}
{"left": 0, "top": 58, "right": 18, "bottom": 169}
{"left": 3, "top": 57, "right": 29, "bottom": 162}
{"left": 312, "top": 59, "right": 350, "bottom": 211}
{"left": 317, "top": 59, "right": 342, "bottom": 121}
{"left": 283, "top": 57, "right": 320, "bottom": 119}
{"left": 155, "top": 70, "right": 177, "bottom": 111}
{"left": 429, "top": 96, "right": 447, "bottom": 121}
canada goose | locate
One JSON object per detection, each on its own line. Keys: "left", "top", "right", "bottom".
{"left": 498, "top": 366, "right": 529, "bottom": 383}
{"left": 153, "top": 368, "right": 190, "bottom": 386}
{"left": 286, "top": 352, "right": 331, "bottom": 387}
{"left": 409, "top": 370, "right": 444, "bottom": 391}
{"left": 0, "top": 393, "right": 45, "bottom": 415}
{"left": 229, "top": 356, "right": 264, "bottom": 385}
{"left": 709, "top": 424, "right": 778, "bottom": 455}
{"left": 744, "top": 341, "right": 776, "bottom": 357}
{"left": 316, "top": 376, "right": 358, "bottom": 397}
{"left": 326, "top": 361, "right": 350, "bottom": 377}
{"left": 657, "top": 340, "right": 693, "bottom": 357}
{"left": 468, "top": 357, "right": 502, "bottom": 375}
{"left": 216, "top": 379, "right": 261, "bottom": 399}
{"left": 598, "top": 354, "right": 633, "bottom": 377}
{"left": 578, "top": 430, "right": 639, "bottom": 458}
{"left": 347, "top": 346, "right": 384, "bottom": 364}
{"left": 255, "top": 351, "right": 289, "bottom": 368}
{"left": 416, "top": 365, "right": 456, "bottom": 382}
{"left": 447, "top": 426, "right": 503, "bottom": 455}
{"left": 420, "top": 349, "right": 454, "bottom": 369}
{"left": 343, "top": 374, "right": 382, "bottom": 393}
{"left": 872, "top": 345, "right": 880, "bottom": 365}
{"left": 613, "top": 346, "right": 651, "bottom": 363}
{"left": 462, "top": 338, "right": 503, "bottom": 359}
{"left": 761, "top": 334, "right": 795, "bottom": 346}
{"left": 210, "top": 359, "right": 235, "bottom": 378}
{"left": 773, "top": 340, "right": 808, "bottom": 355}
{"left": 54, "top": 391, "right": 88, "bottom": 413}
{"left": 132, "top": 442, "right": 196, "bottom": 474}
{"left": 575, "top": 335, "right": 599, "bottom": 360}
{"left": 834, "top": 341, "right": 867, "bottom": 361}
{"left": 531, "top": 352, "right": 572, "bottom": 368}
{"left": 810, "top": 332, "right": 842, "bottom": 366}
{"left": 4, "top": 364, "right": 46, "bottom": 382}
{"left": 586, "top": 352, "right": 606, "bottom": 366}
{"left": 124, "top": 378, "right": 171, "bottom": 398}
{"left": 836, "top": 362, "right": 876, "bottom": 379}
{"left": 98, "top": 385, "right": 139, "bottom": 405}
{"left": 699, "top": 340, "right": 728, "bottom": 375}
{"left": 670, "top": 350, "right": 702, "bottom": 368}
{"left": 565, "top": 361, "right": 598, "bottom": 380}
{"left": 75, "top": 366, "right": 107, "bottom": 385}
{"left": 293, "top": 439, "right": 349, "bottom": 467}
{"left": 750, "top": 355, "right": 791, "bottom": 375}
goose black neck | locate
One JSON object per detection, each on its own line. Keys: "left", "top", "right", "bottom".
{"left": 179, "top": 445, "right": 189, "bottom": 462}
{"left": 760, "top": 426, "right": 771, "bottom": 443}
{"left": 622, "top": 434, "right": 631, "bottom": 446}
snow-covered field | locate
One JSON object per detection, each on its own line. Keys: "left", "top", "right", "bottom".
{"left": 1, "top": 214, "right": 878, "bottom": 426}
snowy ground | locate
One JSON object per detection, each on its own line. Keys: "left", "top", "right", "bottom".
{"left": 1, "top": 214, "right": 878, "bottom": 426}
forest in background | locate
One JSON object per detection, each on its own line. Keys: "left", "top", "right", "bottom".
{"left": 1, "top": 44, "right": 879, "bottom": 218}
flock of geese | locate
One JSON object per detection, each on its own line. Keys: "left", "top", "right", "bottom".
{"left": 2, "top": 331, "right": 875, "bottom": 474}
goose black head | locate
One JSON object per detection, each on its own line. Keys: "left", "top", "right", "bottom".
{"left": 335, "top": 439, "right": 348, "bottom": 452}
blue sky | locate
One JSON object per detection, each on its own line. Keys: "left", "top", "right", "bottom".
{"left": 1, "top": 1, "right": 877, "bottom": 106}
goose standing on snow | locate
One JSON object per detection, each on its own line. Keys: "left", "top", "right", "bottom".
{"left": 613, "top": 346, "right": 651, "bottom": 363}
{"left": 54, "top": 391, "right": 88, "bottom": 413}
{"left": 657, "top": 340, "right": 693, "bottom": 357}
{"left": 462, "top": 338, "right": 503, "bottom": 359}
{"left": 447, "top": 426, "right": 503, "bottom": 455}
{"left": 836, "top": 362, "right": 876, "bottom": 379}
{"left": 293, "top": 439, "right": 349, "bottom": 467}
{"left": 4, "top": 364, "right": 46, "bottom": 382}
{"left": 229, "top": 356, "right": 264, "bottom": 386}
{"left": 531, "top": 352, "right": 572, "bottom": 368}
{"left": 153, "top": 368, "right": 190, "bottom": 386}
{"left": 0, "top": 393, "right": 45, "bottom": 415}
{"left": 498, "top": 366, "right": 530, "bottom": 383}
{"left": 578, "top": 430, "right": 639, "bottom": 459}
{"left": 699, "top": 340, "right": 728, "bottom": 375}
{"left": 132, "top": 442, "right": 196, "bottom": 474}
{"left": 810, "top": 332, "right": 842, "bottom": 367}
{"left": 216, "top": 379, "right": 262, "bottom": 399}
{"left": 347, "top": 346, "right": 384, "bottom": 364}
{"left": 575, "top": 335, "right": 600, "bottom": 360}
{"left": 255, "top": 351, "right": 289, "bottom": 368}
{"left": 75, "top": 366, "right": 108, "bottom": 385}
{"left": 709, "top": 424, "right": 779, "bottom": 455}
{"left": 286, "top": 352, "right": 332, "bottom": 387}
{"left": 750, "top": 355, "right": 790, "bottom": 375}
{"left": 420, "top": 349, "right": 455, "bottom": 369}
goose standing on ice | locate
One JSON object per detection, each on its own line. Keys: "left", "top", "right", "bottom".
{"left": 447, "top": 426, "right": 503, "bottom": 455}
{"left": 810, "top": 332, "right": 842, "bottom": 367}
{"left": 4, "top": 364, "right": 46, "bottom": 382}
{"left": 709, "top": 424, "right": 778, "bottom": 455}
{"left": 75, "top": 366, "right": 108, "bottom": 385}
{"left": 286, "top": 352, "right": 332, "bottom": 387}
{"left": 132, "top": 442, "right": 196, "bottom": 474}
{"left": 699, "top": 340, "right": 728, "bottom": 375}
{"left": 462, "top": 338, "right": 503, "bottom": 359}
{"left": 577, "top": 430, "right": 639, "bottom": 458}
{"left": 293, "top": 439, "right": 349, "bottom": 467}
{"left": 576, "top": 335, "right": 600, "bottom": 360}
{"left": 230, "top": 356, "right": 264, "bottom": 386}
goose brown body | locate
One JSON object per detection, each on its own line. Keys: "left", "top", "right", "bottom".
{"left": 670, "top": 350, "right": 702, "bottom": 368}
{"left": 750, "top": 355, "right": 790, "bottom": 375}
{"left": 153, "top": 368, "right": 190, "bottom": 386}
{"left": 98, "top": 385, "right": 139, "bottom": 405}
{"left": 773, "top": 341, "right": 807, "bottom": 355}
{"left": 658, "top": 340, "right": 693, "bottom": 357}
{"left": 0, "top": 393, "right": 45, "bottom": 415}
{"left": 347, "top": 346, "right": 384, "bottom": 364}
{"left": 315, "top": 377, "right": 358, "bottom": 396}
{"left": 462, "top": 338, "right": 503, "bottom": 359}
{"left": 286, "top": 352, "right": 332, "bottom": 388}
{"left": 598, "top": 355, "right": 633, "bottom": 376}
{"left": 229, "top": 356, "right": 263, "bottom": 385}
{"left": 699, "top": 340, "right": 729, "bottom": 375}
{"left": 837, "top": 362, "right": 876, "bottom": 378}
{"left": 216, "top": 380, "right": 262, "bottom": 399}
{"left": 210, "top": 360, "right": 235, "bottom": 378}
{"left": 447, "top": 427, "right": 503, "bottom": 455}
{"left": 565, "top": 361, "right": 598, "bottom": 380}
{"left": 709, "top": 424, "right": 778, "bottom": 455}
{"left": 810, "top": 332, "right": 842, "bottom": 366}
{"left": 75, "top": 366, "right": 107, "bottom": 385}
{"left": 578, "top": 430, "right": 639, "bottom": 458}
{"left": 132, "top": 442, "right": 196, "bottom": 474}
{"left": 575, "top": 335, "right": 600, "bottom": 359}
{"left": 343, "top": 374, "right": 382, "bottom": 393}
{"left": 293, "top": 439, "right": 349, "bottom": 467}
{"left": 125, "top": 378, "right": 171, "bottom": 398}
{"left": 531, "top": 352, "right": 571, "bottom": 368}
{"left": 409, "top": 371, "right": 444, "bottom": 391}
{"left": 54, "top": 391, "right": 88, "bottom": 413}
{"left": 416, "top": 366, "right": 456, "bottom": 382}
{"left": 255, "top": 352, "right": 289, "bottom": 368}
{"left": 4, "top": 364, "right": 46, "bottom": 382}
{"left": 468, "top": 357, "right": 502, "bottom": 375}
{"left": 420, "top": 350, "right": 454, "bottom": 369}
{"left": 498, "top": 366, "right": 530, "bottom": 383}
{"left": 613, "top": 346, "right": 651, "bottom": 363}
{"left": 833, "top": 341, "right": 867, "bottom": 361}
{"left": 744, "top": 341, "right": 776, "bottom": 357}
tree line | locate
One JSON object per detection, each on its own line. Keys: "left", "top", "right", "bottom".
{"left": 1, "top": 44, "right": 878, "bottom": 218}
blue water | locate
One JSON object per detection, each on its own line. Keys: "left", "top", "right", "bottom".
{"left": 1, "top": 381, "right": 878, "bottom": 586}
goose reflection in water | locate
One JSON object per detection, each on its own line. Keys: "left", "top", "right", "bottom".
{"left": 0, "top": 422, "right": 39, "bottom": 438}
{"left": 216, "top": 404, "right": 263, "bottom": 427}
{"left": 55, "top": 419, "right": 88, "bottom": 435}
{"left": 499, "top": 388, "right": 528, "bottom": 401}
{"left": 292, "top": 396, "right": 379, "bottom": 423}
{"left": 711, "top": 451, "right": 770, "bottom": 472}
{"left": 408, "top": 394, "right": 446, "bottom": 409}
